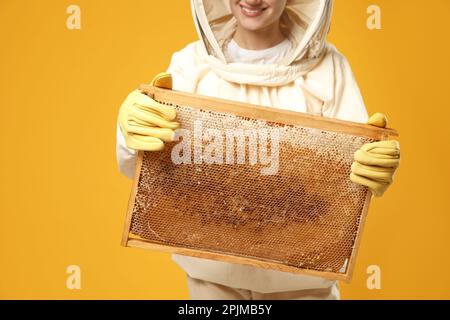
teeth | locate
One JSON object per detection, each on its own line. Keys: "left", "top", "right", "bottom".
{"left": 242, "top": 6, "right": 262, "bottom": 14}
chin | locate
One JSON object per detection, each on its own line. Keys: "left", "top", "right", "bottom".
{"left": 239, "top": 20, "right": 268, "bottom": 32}
{"left": 236, "top": 13, "right": 274, "bottom": 32}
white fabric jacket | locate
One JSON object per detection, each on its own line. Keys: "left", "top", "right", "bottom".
{"left": 116, "top": 0, "right": 368, "bottom": 294}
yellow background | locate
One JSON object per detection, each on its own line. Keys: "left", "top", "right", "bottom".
{"left": 1, "top": 0, "right": 449, "bottom": 299}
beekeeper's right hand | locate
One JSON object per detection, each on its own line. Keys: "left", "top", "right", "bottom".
{"left": 118, "top": 73, "right": 179, "bottom": 151}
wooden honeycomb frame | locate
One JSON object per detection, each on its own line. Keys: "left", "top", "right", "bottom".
{"left": 121, "top": 85, "right": 398, "bottom": 282}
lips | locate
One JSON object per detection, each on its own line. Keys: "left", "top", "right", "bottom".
{"left": 239, "top": 4, "right": 267, "bottom": 18}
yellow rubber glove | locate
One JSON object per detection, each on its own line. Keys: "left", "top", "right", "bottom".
{"left": 118, "top": 73, "right": 179, "bottom": 151}
{"left": 350, "top": 113, "right": 400, "bottom": 197}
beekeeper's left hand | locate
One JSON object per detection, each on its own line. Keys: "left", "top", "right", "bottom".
{"left": 350, "top": 113, "right": 400, "bottom": 197}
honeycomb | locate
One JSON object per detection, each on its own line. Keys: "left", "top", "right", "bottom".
{"left": 127, "top": 101, "right": 374, "bottom": 277}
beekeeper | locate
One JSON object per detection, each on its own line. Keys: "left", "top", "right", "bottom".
{"left": 116, "top": 0, "right": 400, "bottom": 300}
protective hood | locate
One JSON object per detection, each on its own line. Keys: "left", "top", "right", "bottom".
{"left": 190, "top": 0, "right": 333, "bottom": 86}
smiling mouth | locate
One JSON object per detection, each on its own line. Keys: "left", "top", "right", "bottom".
{"left": 239, "top": 4, "right": 268, "bottom": 18}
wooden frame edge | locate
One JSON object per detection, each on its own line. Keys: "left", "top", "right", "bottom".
{"left": 126, "top": 238, "right": 349, "bottom": 282}
{"left": 343, "top": 190, "right": 373, "bottom": 282}
{"left": 139, "top": 85, "right": 399, "bottom": 140}
{"left": 121, "top": 151, "right": 144, "bottom": 247}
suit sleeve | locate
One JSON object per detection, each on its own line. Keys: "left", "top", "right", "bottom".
{"left": 322, "top": 50, "right": 369, "bottom": 124}
{"left": 116, "top": 122, "right": 137, "bottom": 179}
{"left": 115, "top": 49, "right": 188, "bottom": 179}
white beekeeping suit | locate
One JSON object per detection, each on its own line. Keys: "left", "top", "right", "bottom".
{"left": 117, "top": 0, "right": 368, "bottom": 296}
